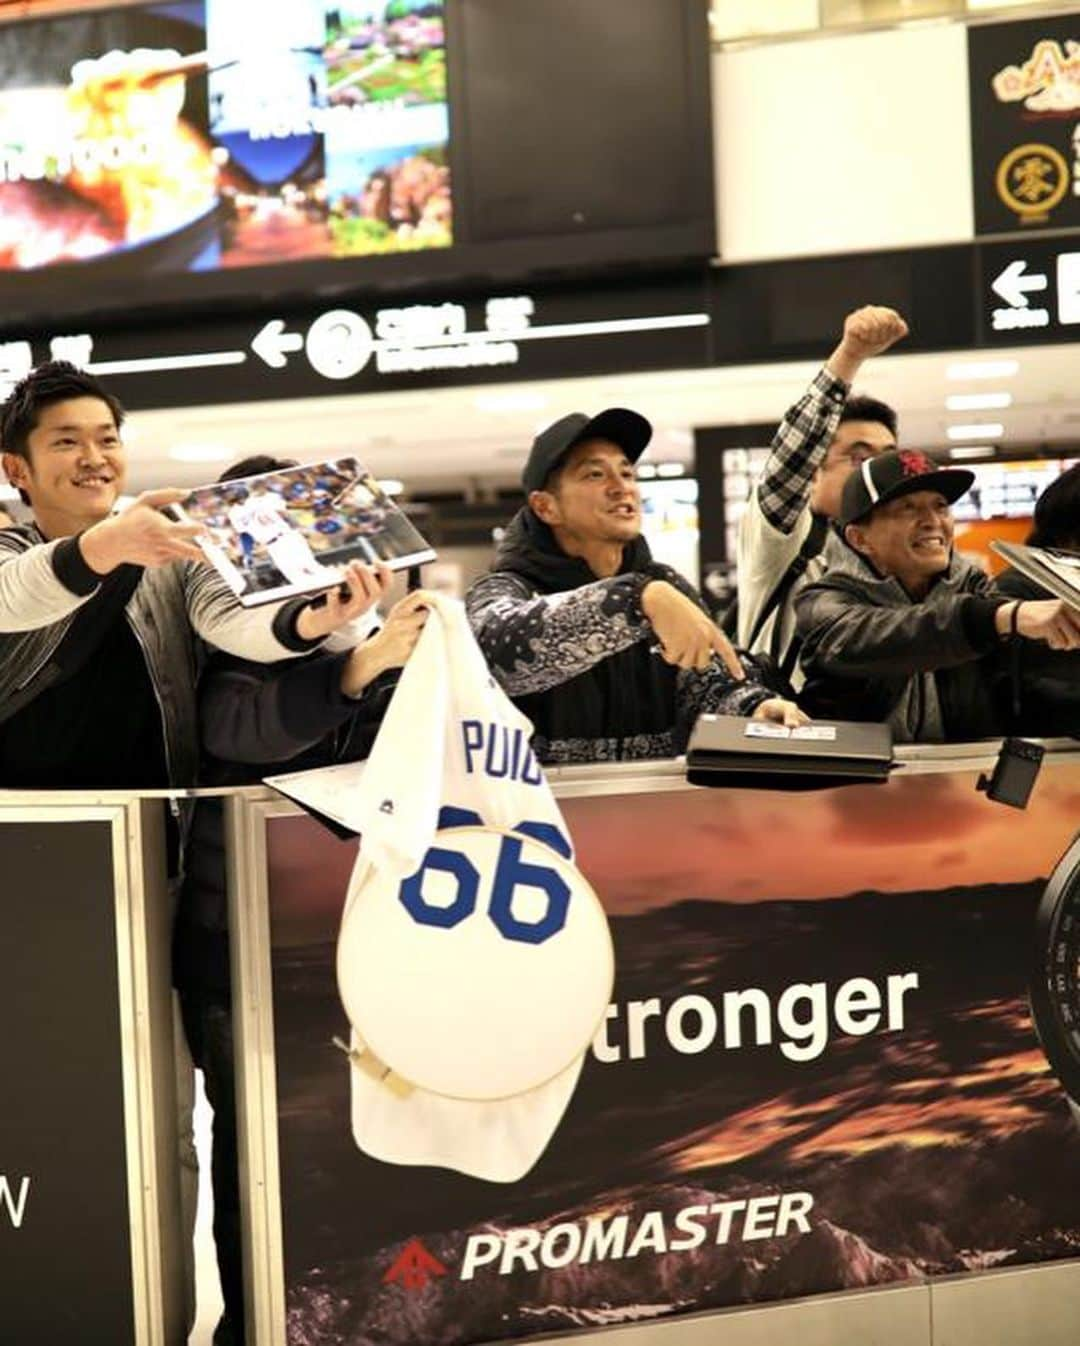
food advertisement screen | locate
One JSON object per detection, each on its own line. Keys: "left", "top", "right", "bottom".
{"left": 0, "top": 0, "right": 450, "bottom": 281}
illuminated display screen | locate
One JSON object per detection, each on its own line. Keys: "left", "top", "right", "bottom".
{"left": 953, "top": 458, "right": 1080, "bottom": 523}
{"left": 639, "top": 475, "right": 699, "bottom": 585}
{"left": 0, "top": 0, "right": 450, "bottom": 277}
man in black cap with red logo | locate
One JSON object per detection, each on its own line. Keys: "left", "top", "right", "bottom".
{"left": 466, "top": 408, "right": 804, "bottom": 764}
{"left": 795, "top": 449, "right": 1080, "bottom": 741}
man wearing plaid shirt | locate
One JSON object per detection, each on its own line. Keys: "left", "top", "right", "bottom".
{"left": 736, "top": 305, "right": 909, "bottom": 686}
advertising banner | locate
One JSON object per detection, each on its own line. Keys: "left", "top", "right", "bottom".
{"left": 259, "top": 765, "right": 1080, "bottom": 1345}
{"left": 0, "top": 1, "right": 449, "bottom": 277}
{"left": 969, "top": 15, "right": 1080, "bottom": 236}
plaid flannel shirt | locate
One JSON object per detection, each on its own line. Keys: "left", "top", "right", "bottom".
{"left": 756, "top": 367, "right": 850, "bottom": 534}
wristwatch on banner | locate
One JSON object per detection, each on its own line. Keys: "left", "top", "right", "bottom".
{"left": 1030, "top": 834, "right": 1080, "bottom": 1122}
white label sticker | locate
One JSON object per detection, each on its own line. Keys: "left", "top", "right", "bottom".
{"left": 745, "top": 722, "right": 791, "bottom": 739}
{"left": 791, "top": 725, "right": 838, "bottom": 742}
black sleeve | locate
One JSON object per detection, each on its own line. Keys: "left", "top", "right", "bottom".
{"left": 200, "top": 651, "right": 362, "bottom": 765}
{"left": 272, "top": 596, "right": 327, "bottom": 653}
{"left": 53, "top": 534, "right": 104, "bottom": 595}
{"left": 796, "top": 582, "right": 1006, "bottom": 677}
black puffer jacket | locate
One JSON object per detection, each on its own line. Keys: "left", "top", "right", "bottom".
{"left": 465, "top": 509, "right": 773, "bottom": 764}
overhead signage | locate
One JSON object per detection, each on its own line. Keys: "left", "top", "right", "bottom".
{"left": 0, "top": 274, "right": 711, "bottom": 410}
{"left": 989, "top": 258, "right": 1051, "bottom": 330}
{"left": 980, "top": 236, "right": 1080, "bottom": 342}
{"left": 969, "top": 16, "right": 1080, "bottom": 235}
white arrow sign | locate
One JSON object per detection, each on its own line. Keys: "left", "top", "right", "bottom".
{"left": 251, "top": 318, "right": 304, "bottom": 368}
{"left": 992, "top": 259, "right": 1048, "bottom": 309}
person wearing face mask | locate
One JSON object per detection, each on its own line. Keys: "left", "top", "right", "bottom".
{"left": 466, "top": 408, "right": 806, "bottom": 766}
{"left": 795, "top": 450, "right": 1080, "bottom": 743}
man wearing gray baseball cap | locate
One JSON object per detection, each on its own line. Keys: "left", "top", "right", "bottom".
{"left": 466, "top": 407, "right": 804, "bottom": 765}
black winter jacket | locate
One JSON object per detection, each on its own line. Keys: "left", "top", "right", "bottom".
{"left": 174, "top": 649, "right": 395, "bottom": 994}
{"left": 994, "top": 566, "right": 1080, "bottom": 737}
{"left": 795, "top": 546, "right": 1008, "bottom": 743}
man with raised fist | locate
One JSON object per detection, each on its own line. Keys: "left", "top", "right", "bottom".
{"left": 736, "top": 305, "right": 909, "bottom": 684}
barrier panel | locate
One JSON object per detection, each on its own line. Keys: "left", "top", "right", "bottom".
{"left": 0, "top": 792, "right": 184, "bottom": 1346}
{"left": 229, "top": 747, "right": 1080, "bottom": 1346}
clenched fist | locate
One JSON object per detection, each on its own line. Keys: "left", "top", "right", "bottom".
{"left": 828, "top": 306, "right": 909, "bottom": 382}
{"left": 841, "top": 305, "right": 909, "bottom": 360}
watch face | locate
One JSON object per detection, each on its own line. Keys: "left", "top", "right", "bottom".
{"left": 1030, "top": 833, "right": 1080, "bottom": 1102}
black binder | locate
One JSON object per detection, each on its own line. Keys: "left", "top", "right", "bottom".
{"left": 686, "top": 714, "right": 894, "bottom": 791}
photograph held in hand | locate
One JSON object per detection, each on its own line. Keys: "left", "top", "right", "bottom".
{"left": 173, "top": 457, "right": 435, "bottom": 605}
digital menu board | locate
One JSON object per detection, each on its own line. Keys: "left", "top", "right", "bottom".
{"left": 0, "top": 0, "right": 456, "bottom": 327}
{"left": 0, "top": 0, "right": 716, "bottom": 327}
{"left": 0, "top": 1, "right": 450, "bottom": 278}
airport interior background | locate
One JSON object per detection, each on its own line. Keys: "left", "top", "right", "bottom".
{"left": 5, "top": 1, "right": 1080, "bottom": 1344}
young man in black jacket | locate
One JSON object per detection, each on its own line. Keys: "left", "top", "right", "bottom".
{"left": 177, "top": 459, "right": 431, "bottom": 1346}
{"left": 466, "top": 408, "right": 804, "bottom": 764}
{"left": 796, "top": 450, "right": 1080, "bottom": 742}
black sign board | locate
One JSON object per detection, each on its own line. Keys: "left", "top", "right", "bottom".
{"left": 969, "top": 16, "right": 1080, "bottom": 236}
{"left": 0, "top": 818, "right": 136, "bottom": 1344}
{"left": 0, "top": 272, "right": 711, "bottom": 411}
{"left": 709, "top": 245, "right": 975, "bottom": 365}
{"left": 977, "top": 234, "right": 1080, "bottom": 344}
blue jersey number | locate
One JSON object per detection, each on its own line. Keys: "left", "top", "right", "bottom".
{"left": 398, "top": 808, "right": 573, "bottom": 945}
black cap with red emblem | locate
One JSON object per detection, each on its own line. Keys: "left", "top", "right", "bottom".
{"left": 838, "top": 449, "right": 975, "bottom": 529}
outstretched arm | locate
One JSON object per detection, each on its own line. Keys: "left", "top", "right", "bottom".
{"left": 466, "top": 570, "right": 654, "bottom": 696}
{"left": 755, "top": 306, "right": 908, "bottom": 534}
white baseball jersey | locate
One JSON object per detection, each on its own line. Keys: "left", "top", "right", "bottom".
{"left": 228, "top": 493, "right": 289, "bottom": 545}
{"left": 337, "top": 594, "right": 613, "bottom": 1182}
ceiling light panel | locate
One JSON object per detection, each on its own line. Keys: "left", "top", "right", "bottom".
{"left": 944, "top": 392, "right": 1013, "bottom": 412}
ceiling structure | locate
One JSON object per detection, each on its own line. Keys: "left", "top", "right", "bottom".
{"left": 111, "top": 339, "right": 1080, "bottom": 498}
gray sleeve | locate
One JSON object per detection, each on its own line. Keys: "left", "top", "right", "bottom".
{"left": 0, "top": 535, "right": 99, "bottom": 633}
{"left": 181, "top": 562, "right": 317, "bottom": 662}
{"left": 465, "top": 570, "right": 654, "bottom": 696}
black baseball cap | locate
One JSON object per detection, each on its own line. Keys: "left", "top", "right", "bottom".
{"left": 522, "top": 408, "right": 652, "bottom": 494}
{"left": 839, "top": 449, "right": 974, "bottom": 528}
